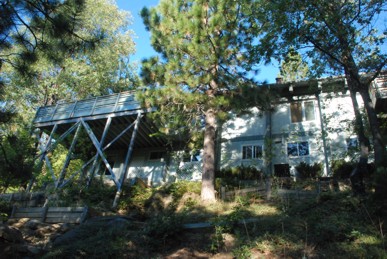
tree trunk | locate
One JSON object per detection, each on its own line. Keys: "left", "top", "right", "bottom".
{"left": 201, "top": 108, "right": 216, "bottom": 202}
{"left": 358, "top": 87, "right": 386, "bottom": 167}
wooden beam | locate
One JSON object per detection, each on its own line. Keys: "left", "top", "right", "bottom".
{"left": 112, "top": 112, "right": 143, "bottom": 209}
{"left": 56, "top": 123, "right": 82, "bottom": 189}
{"left": 86, "top": 116, "right": 112, "bottom": 187}
{"left": 27, "top": 124, "right": 58, "bottom": 192}
{"left": 80, "top": 119, "right": 118, "bottom": 186}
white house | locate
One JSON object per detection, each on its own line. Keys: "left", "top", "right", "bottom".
{"left": 31, "top": 73, "right": 387, "bottom": 192}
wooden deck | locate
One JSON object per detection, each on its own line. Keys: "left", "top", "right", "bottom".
{"left": 33, "top": 91, "right": 147, "bottom": 128}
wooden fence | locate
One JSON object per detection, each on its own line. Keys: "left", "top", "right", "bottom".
{"left": 10, "top": 206, "right": 88, "bottom": 224}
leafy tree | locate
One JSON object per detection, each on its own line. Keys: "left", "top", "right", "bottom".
{"left": 279, "top": 48, "right": 309, "bottom": 82}
{"left": 140, "top": 0, "right": 271, "bottom": 201}
{"left": 257, "top": 0, "right": 387, "bottom": 168}
{"left": 0, "top": 0, "right": 137, "bottom": 191}
{"left": 2, "top": 0, "right": 138, "bottom": 108}
{"left": 0, "top": 120, "right": 34, "bottom": 193}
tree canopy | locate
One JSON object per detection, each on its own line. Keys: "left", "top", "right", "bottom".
{"left": 0, "top": 0, "right": 102, "bottom": 74}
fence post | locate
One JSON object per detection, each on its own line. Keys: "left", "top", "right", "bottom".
{"left": 41, "top": 206, "right": 49, "bottom": 222}
{"left": 221, "top": 186, "right": 226, "bottom": 200}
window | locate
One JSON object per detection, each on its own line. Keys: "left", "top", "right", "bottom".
{"left": 242, "top": 145, "right": 263, "bottom": 159}
{"left": 274, "top": 164, "right": 290, "bottom": 177}
{"left": 346, "top": 137, "right": 358, "bottom": 151}
{"left": 287, "top": 141, "right": 309, "bottom": 157}
{"left": 149, "top": 151, "right": 165, "bottom": 161}
{"left": 183, "top": 151, "right": 202, "bottom": 162}
{"left": 290, "top": 101, "right": 315, "bottom": 123}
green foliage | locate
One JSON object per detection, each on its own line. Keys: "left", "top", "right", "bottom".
{"left": 232, "top": 245, "right": 252, "bottom": 259}
{"left": 372, "top": 166, "right": 387, "bottom": 209}
{"left": 0, "top": 198, "right": 12, "bottom": 222}
{"left": 0, "top": 129, "right": 34, "bottom": 192}
{"left": 0, "top": 0, "right": 95, "bottom": 74}
{"left": 49, "top": 181, "right": 116, "bottom": 207}
{"left": 164, "top": 181, "right": 201, "bottom": 199}
{"left": 295, "top": 162, "right": 322, "bottom": 179}
{"left": 331, "top": 159, "right": 356, "bottom": 179}
{"left": 217, "top": 165, "right": 263, "bottom": 182}
{"left": 118, "top": 183, "right": 154, "bottom": 212}
{"left": 210, "top": 225, "right": 227, "bottom": 253}
{"left": 140, "top": 0, "right": 273, "bottom": 200}
{"left": 279, "top": 48, "right": 309, "bottom": 82}
{"left": 44, "top": 219, "right": 133, "bottom": 258}
{"left": 142, "top": 212, "right": 184, "bottom": 250}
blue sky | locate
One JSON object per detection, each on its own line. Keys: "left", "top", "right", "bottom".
{"left": 116, "top": 0, "right": 279, "bottom": 83}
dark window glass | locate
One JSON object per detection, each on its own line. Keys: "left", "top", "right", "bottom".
{"left": 290, "top": 102, "right": 303, "bottom": 123}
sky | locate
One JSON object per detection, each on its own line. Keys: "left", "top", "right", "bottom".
{"left": 116, "top": 0, "right": 280, "bottom": 83}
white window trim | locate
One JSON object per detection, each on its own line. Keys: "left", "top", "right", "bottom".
{"left": 287, "top": 141, "right": 310, "bottom": 157}
{"left": 290, "top": 100, "right": 316, "bottom": 123}
{"left": 241, "top": 144, "right": 263, "bottom": 160}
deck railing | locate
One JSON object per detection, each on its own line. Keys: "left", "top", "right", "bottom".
{"left": 34, "top": 91, "right": 141, "bottom": 125}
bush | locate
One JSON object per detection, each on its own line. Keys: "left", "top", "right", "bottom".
{"left": 0, "top": 198, "right": 12, "bottom": 222}
{"left": 164, "top": 181, "right": 201, "bottom": 199}
{"left": 295, "top": 162, "right": 322, "bottom": 179}
{"left": 216, "top": 165, "right": 263, "bottom": 181}
{"left": 331, "top": 160, "right": 356, "bottom": 179}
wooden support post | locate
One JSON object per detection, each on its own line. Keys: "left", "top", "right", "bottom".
{"left": 27, "top": 124, "right": 58, "bottom": 192}
{"left": 221, "top": 186, "right": 226, "bottom": 200}
{"left": 86, "top": 116, "right": 112, "bottom": 187}
{"left": 112, "top": 112, "right": 142, "bottom": 209}
{"left": 80, "top": 119, "right": 118, "bottom": 185}
{"left": 41, "top": 206, "right": 49, "bottom": 222}
{"left": 56, "top": 123, "right": 82, "bottom": 189}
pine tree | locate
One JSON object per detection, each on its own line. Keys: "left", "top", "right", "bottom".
{"left": 139, "top": 0, "right": 270, "bottom": 202}
{"left": 279, "top": 48, "right": 309, "bottom": 82}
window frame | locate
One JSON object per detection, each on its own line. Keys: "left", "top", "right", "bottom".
{"left": 346, "top": 136, "right": 358, "bottom": 151}
{"left": 242, "top": 144, "right": 263, "bottom": 160}
{"left": 290, "top": 101, "right": 315, "bottom": 123}
{"left": 149, "top": 151, "right": 165, "bottom": 161}
{"left": 287, "top": 141, "right": 310, "bottom": 157}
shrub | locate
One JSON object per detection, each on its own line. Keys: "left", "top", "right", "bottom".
{"left": 331, "top": 160, "right": 356, "bottom": 179}
{"left": 164, "top": 180, "right": 201, "bottom": 199}
{"left": 0, "top": 198, "right": 11, "bottom": 222}
{"left": 216, "top": 165, "right": 263, "bottom": 181}
{"left": 295, "top": 162, "right": 322, "bottom": 179}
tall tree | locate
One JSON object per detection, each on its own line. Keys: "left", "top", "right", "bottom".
{"left": 0, "top": 0, "right": 137, "bottom": 191}
{"left": 2, "top": 0, "right": 137, "bottom": 110}
{"left": 140, "top": 0, "right": 270, "bottom": 202}
{"left": 0, "top": 0, "right": 99, "bottom": 74}
{"left": 279, "top": 48, "right": 309, "bottom": 82}
{"left": 257, "top": 0, "right": 387, "bottom": 168}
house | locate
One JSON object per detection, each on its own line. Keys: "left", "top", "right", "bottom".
{"left": 31, "top": 73, "right": 387, "bottom": 194}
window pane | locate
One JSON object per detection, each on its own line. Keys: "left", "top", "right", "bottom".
{"left": 150, "top": 151, "right": 164, "bottom": 160}
{"left": 290, "top": 102, "right": 302, "bottom": 123}
{"left": 346, "top": 138, "right": 358, "bottom": 150}
{"left": 254, "top": 145, "right": 263, "bottom": 158}
{"left": 298, "top": 142, "right": 309, "bottom": 156}
{"left": 287, "top": 143, "right": 298, "bottom": 156}
{"left": 304, "top": 101, "right": 315, "bottom": 121}
{"left": 243, "top": 146, "right": 252, "bottom": 159}
{"left": 192, "top": 151, "right": 202, "bottom": 161}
